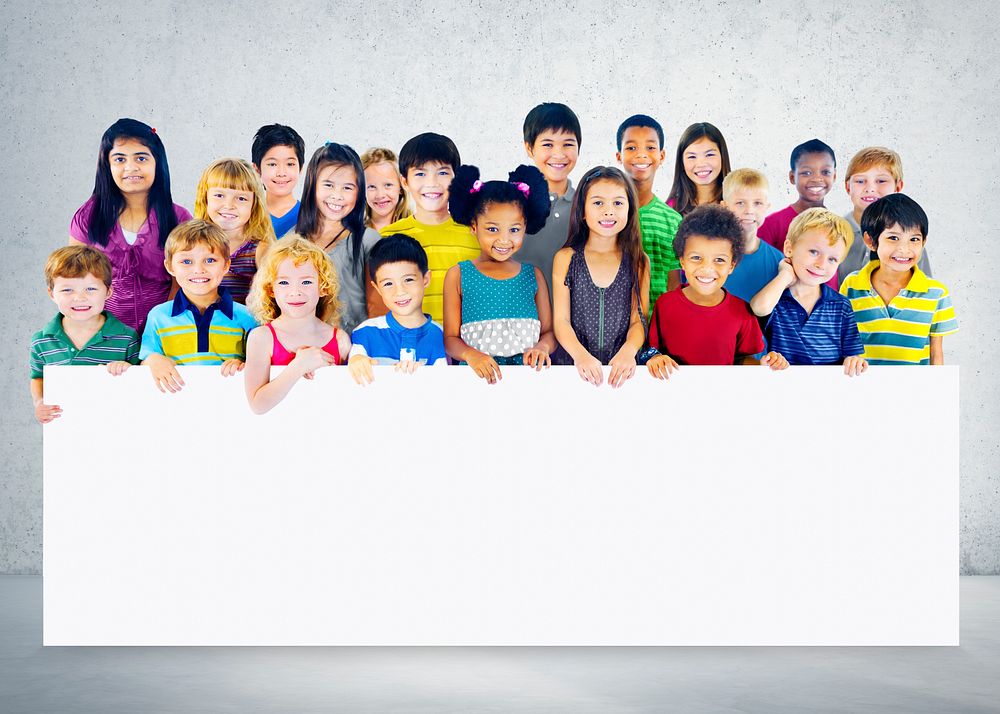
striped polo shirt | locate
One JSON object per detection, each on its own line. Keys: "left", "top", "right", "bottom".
{"left": 764, "top": 285, "right": 864, "bottom": 365}
{"left": 839, "top": 261, "right": 958, "bottom": 365}
{"left": 139, "top": 288, "right": 257, "bottom": 365}
{"left": 639, "top": 196, "right": 683, "bottom": 310}
{"left": 29, "top": 312, "right": 139, "bottom": 378}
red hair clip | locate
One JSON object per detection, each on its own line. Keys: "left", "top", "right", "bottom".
{"left": 151, "top": 127, "right": 157, "bottom": 134}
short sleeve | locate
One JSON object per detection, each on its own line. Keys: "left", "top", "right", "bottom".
{"left": 735, "top": 306, "right": 766, "bottom": 358}
{"left": 930, "top": 287, "right": 959, "bottom": 336}
{"left": 348, "top": 332, "right": 370, "bottom": 360}
{"left": 138, "top": 310, "right": 164, "bottom": 360}
{"left": 69, "top": 199, "right": 95, "bottom": 243}
{"left": 125, "top": 331, "right": 141, "bottom": 365}
{"left": 28, "top": 333, "right": 45, "bottom": 379}
{"left": 840, "top": 299, "right": 865, "bottom": 358}
{"left": 174, "top": 204, "right": 193, "bottom": 222}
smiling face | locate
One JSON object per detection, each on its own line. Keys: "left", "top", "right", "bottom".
{"left": 49, "top": 273, "right": 111, "bottom": 322}
{"left": 471, "top": 201, "right": 526, "bottom": 262}
{"left": 791, "top": 151, "right": 835, "bottom": 204}
{"left": 206, "top": 186, "right": 254, "bottom": 236}
{"left": 315, "top": 163, "right": 359, "bottom": 226}
{"left": 372, "top": 260, "right": 430, "bottom": 319}
{"left": 679, "top": 234, "right": 735, "bottom": 299}
{"left": 525, "top": 129, "right": 579, "bottom": 187}
{"left": 402, "top": 161, "right": 454, "bottom": 215}
{"left": 584, "top": 179, "right": 630, "bottom": 239}
{"left": 846, "top": 165, "right": 902, "bottom": 215}
{"left": 785, "top": 228, "right": 846, "bottom": 286}
{"left": 724, "top": 186, "right": 771, "bottom": 239}
{"left": 364, "top": 161, "right": 403, "bottom": 221}
{"left": 257, "top": 145, "right": 300, "bottom": 198}
{"left": 872, "top": 222, "right": 925, "bottom": 275}
{"left": 682, "top": 138, "right": 723, "bottom": 186}
{"left": 271, "top": 258, "right": 323, "bottom": 318}
{"left": 108, "top": 137, "right": 156, "bottom": 196}
{"left": 166, "top": 244, "right": 229, "bottom": 298}
{"left": 617, "top": 125, "right": 664, "bottom": 185}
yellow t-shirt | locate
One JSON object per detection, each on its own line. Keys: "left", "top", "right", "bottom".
{"left": 380, "top": 216, "right": 480, "bottom": 324}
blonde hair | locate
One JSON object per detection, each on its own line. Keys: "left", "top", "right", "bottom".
{"left": 247, "top": 235, "right": 341, "bottom": 327}
{"left": 194, "top": 158, "right": 277, "bottom": 248}
{"left": 164, "top": 219, "right": 230, "bottom": 264}
{"left": 786, "top": 207, "right": 853, "bottom": 252}
{"left": 844, "top": 147, "right": 903, "bottom": 183}
{"left": 45, "top": 245, "right": 113, "bottom": 289}
{"left": 722, "top": 168, "right": 769, "bottom": 201}
{"left": 360, "top": 147, "right": 411, "bottom": 228}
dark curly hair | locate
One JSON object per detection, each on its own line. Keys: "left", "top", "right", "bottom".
{"left": 449, "top": 164, "right": 550, "bottom": 234}
{"left": 673, "top": 204, "right": 745, "bottom": 265}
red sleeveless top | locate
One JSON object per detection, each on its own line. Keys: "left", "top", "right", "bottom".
{"left": 267, "top": 323, "right": 342, "bottom": 366}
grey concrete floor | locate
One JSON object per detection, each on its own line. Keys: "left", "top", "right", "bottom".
{"left": 1, "top": 576, "right": 998, "bottom": 713}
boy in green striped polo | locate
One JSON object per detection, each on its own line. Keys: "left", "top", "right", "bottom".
{"left": 840, "top": 194, "right": 958, "bottom": 364}
{"left": 616, "top": 114, "right": 683, "bottom": 311}
{"left": 30, "top": 246, "right": 138, "bottom": 423}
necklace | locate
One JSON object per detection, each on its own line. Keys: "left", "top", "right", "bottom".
{"left": 318, "top": 227, "right": 348, "bottom": 252}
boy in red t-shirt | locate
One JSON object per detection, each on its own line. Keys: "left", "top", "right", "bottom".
{"left": 646, "top": 205, "right": 788, "bottom": 378}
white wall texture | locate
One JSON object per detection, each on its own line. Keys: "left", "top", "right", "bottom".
{"left": 1, "top": 0, "right": 997, "bottom": 573}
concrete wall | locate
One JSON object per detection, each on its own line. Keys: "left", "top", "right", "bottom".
{"left": 2, "top": 0, "right": 997, "bottom": 573}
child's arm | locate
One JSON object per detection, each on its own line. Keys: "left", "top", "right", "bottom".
{"left": 930, "top": 335, "right": 944, "bottom": 365}
{"left": 243, "top": 326, "right": 336, "bottom": 415}
{"left": 30, "top": 377, "right": 61, "bottom": 424}
{"left": 750, "top": 259, "right": 796, "bottom": 316}
{"left": 552, "top": 249, "right": 603, "bottom": 386}
{"left": 443, "top": 265, "right": 501, "bottom": 384}
{"left": 607, "top": 258, "right": 650, "bottom": 388}
{"left": 524, "top": 266, "right": 557, "bottom": 370}
{"left": 144, "top": 353, "right": 185, "bottom": 393}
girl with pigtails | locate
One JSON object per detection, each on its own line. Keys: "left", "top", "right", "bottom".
{"left": 442, "top": 165, "right": 556, "bottom": 384}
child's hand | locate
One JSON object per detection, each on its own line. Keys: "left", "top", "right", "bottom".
{"left": 647, "top": 353, "right": 679, "bottom": 380}
{"left": 290, "top": 346, "right": 336, "bottom": 376}
{"left": 777, "top": 258, "right": 797, "bottom": 288}
{"left": 146, "top": 353, "right": 184, "bottom": 393}
{"left": 523, "top": 348, "right": 551, "bottom": 371}
{"left": 843, "top": 355, "right": 868, "bottom": 377}
{"left": 760, "top": 351, "right": 789, "bottom": 370}
{"left": 220, "top": 359, "right": 245, "bottom": 377}
{"left": 106, "top": 361, "right": 131, "bottom": 376}
{"left": 467, "top": 350, "right": 502, "bottom": 384}
{"left": 574, "top": 353, "right": 604, "bottom": 386}
{"left": 608, "top": 348, "right": 637, "bottom": 388}
{"left": 348, "top": 355, "right": 375, "bottom": 386}
{"left": 395, "top": 359, "right": 420, "bottom": 375}
{"left": 34, "top": 400, "right": 61, "bottom": 424}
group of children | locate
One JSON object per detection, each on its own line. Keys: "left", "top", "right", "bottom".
{"left": 30, "top": 105, "right": 959, "bottom": 421}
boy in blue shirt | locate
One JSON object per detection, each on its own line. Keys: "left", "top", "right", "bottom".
{"left": 348, "top": 234, "right": 446, "bottom": 385}
{"left": 750, "top": 208, "right": 867, "bottom": 375}
{"left": 251, "top": 123, "right": 305, "bottom": 238}
{"left": 719, "top": 168, "right": 783, "bottom": 304}
{"left": 141, "top": 220, "right": 258, "bottom": 393}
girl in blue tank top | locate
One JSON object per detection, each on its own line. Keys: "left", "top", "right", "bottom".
{"left": 442, "top": 164, "right": 556, "bottom": 384}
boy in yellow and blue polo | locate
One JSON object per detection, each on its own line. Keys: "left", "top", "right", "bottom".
{"left": 140, "top": 219, "right": 257, "bottom": 393}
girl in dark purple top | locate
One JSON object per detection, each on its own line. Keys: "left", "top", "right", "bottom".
{"left": 69, "top": 118, "right": 191, "bottom": 333}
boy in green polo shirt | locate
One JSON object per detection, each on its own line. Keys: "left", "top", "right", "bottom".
{"left": 29, "top": 245, "right": 139, "bottom": 423}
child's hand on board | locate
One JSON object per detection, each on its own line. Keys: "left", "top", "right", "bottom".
{"left": 34, "top": 400, "right": 61, "bottom": 424}
{"left": 843, "top": 355, "right": 868, "bottom": 377}
{"left": 290, "top": 346, "right": 336, "bottom": 377}
{"left": 647, "top": 353, "right": 679, "bottom": 380}
{"left": 760, "top": 351, "right": 789, "bottom": 370}
{"left": 394, "top": 359, "right": 420, "bottom": 375}
{"left": 220, "top": 359, "right": 245, "bottom": 377}
{"left": 523, "top": 347, "right": 551, "bottom": 370}
{"left": 348, "top": 355, "right": 375, "bottom": 386}
{"left": 574, "top": 353, "right": 604, "bottom": 386}
{"left": 608, "top": 348, "right": 637, "bottom": 388}
{"left": 146, "top": 353, "right": 184, "bottom": 393}
{"left": 106, "top": 361, "right": 131, "bottom": 376}
{"left": 467, "top": 350, "right": 502, "bottom": 384}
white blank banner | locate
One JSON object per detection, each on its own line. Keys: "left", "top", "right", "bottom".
{"left": 43, "top": 365, "right": 959, "bottom": 646}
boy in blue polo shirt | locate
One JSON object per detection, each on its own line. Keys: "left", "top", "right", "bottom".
{"left": 30, "top": 245, "right": 139, "bottom": 423}
{"left": 348, "top": 234, "right": 446, "bottom": 385}
{"left": 140, "top": 219, "right": 257, "bottom": 393}
{"left": 750, "top": 208, "right": 867, "bottom": 375}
